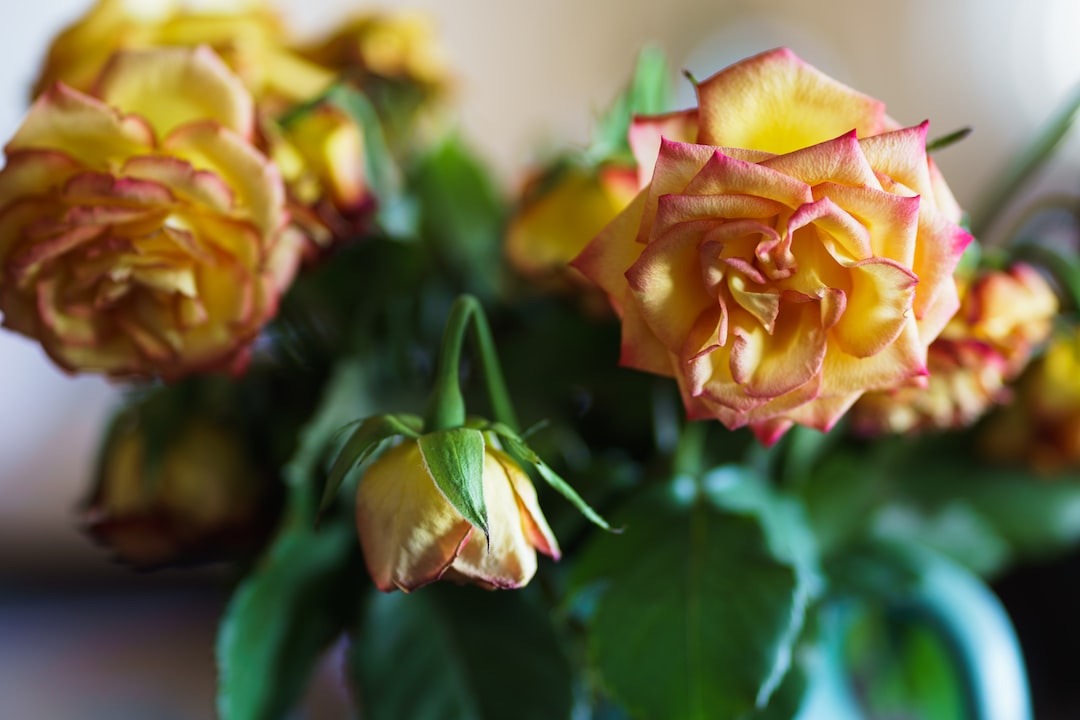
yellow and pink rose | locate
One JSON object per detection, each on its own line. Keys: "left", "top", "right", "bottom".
{"left": 574, "top": 48, "right": 972, "bottom": 444}
{"left": 0, "top": 46, "right": 303, "bottom": 379}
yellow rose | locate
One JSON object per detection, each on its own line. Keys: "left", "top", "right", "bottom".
{"left": 32, "top": 0, "right": 333, "bottom": 107}
{"left": 942, "top": 263, "right": 1059, "bottom": 375}
{"left": 852, "top": 264, "right": 1058, "bottom": 435}
{"left": 299, "top": 11, "right": 448, "bottom": 89}
{"left": 0, "top": 46, "right": 302, "bottom": 379}
{"left": 982, "top": 331, "right": 1080, "bottom": 472}
{"left": 83, "top": 415, "right": 267, "bottom": 569}
{"left": 851, "top": 340, "right": 1008, "bottom": 436}
{"left": 356, "top": 439, "right": 560, "bottom": 592}
{"left": 264, "top": 104, "right": 371, "bottom": 247}
{"left": 506, "top": 163, "right": 637, "bottom": 283}
{"left": 573, "top": 48, "right": 972, "bottom": 444}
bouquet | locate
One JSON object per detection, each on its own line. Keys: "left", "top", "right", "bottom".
{"left": 4, "top": 1, "right": 1080, "bottom": 718}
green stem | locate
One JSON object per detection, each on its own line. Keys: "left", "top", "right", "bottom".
{"left": 423, "top": 295, "right": 519, "bottom": 433}
{"left": 672, "top": 420, "right": 708, "bottom": 480}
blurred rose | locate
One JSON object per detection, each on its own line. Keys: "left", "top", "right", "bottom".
{"left": 84, "top": 413, "right": 270, "bottom": 570}
{"left": 506, "top": 163, "right": 637, "bottom": 285}
{"left": 982, "top": 330, "right": 1080, "bottom": 472}
{"left": 852, "top": 263, "right": 1058, "bottom": 435}
{"left": 356, "top": 438, "right": 559, "bottom": 592}
{"left": 299, "top": 11, "right": 448, "bottom": 89}
{"left": 0, "top": 46, "right": 302, "bottom": 379}
{"left": 264, "top": 104, "right": 372, "bottom": 247}
{"left": 32, "top": 0, "right": 333, "bottom": 107}
{"left": 575, "top": 48, "right": 971, "bottom": 444}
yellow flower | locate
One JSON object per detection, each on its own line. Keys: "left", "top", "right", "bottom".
{"left": 356, "top": 439, "right": 560, "bottom": 592}
{"left": 83, "top": 415, "right": 267, "bottom": 569}
{"left": 506, "top": 163, "right": 637, "bottom": 284}
{"left": 852, "top": 264, "right": 1058, "bottom": 435}
{"left": 573, "top": 48, "right": 971, "bottom": 444}
{"left": 0, "top": 46, "right": 302, "bottom": 379}
{"left": 982, "top": 331, "right": 1080, "bottom": 472}
{"left": 266, "top": 104, "right": 371, "bottom": 247}
{"left": 299, "top": 11, "right": 448, "bottom": 89}
{"left": 32, "top": 0, "right": 333, "bottom": 106}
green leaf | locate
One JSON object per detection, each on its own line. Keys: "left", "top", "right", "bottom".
{"left": 491, "top": 426, "right": 614, "bottom": 531}
{"left": 591, "top": 47, "right": 672, "bottom": 162}
{"left": 350, "top": 584, "right": 573, "bottom": 720}
{"left": 216, "top": 520, "right": 357, "bottom": 720}
{"left": 925, "top": 126, "right": 973, "bottom": 153}
{"left": 418, "top": 428, "right": 488, "bottom": 537}
{"left": 321, "top": 413, "right": 422, "bottom": 516}
{"left": 409, "top": 136, "right": 506, "bottom": 299}
{"left": 579, "top": 487, "right": 803, "bottom": 720}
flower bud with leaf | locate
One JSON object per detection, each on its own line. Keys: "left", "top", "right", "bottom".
{"left": 324, "top": 295, "right": 610, "bottom": 592}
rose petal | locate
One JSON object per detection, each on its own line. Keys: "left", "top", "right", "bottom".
{"left": 446, "top": 448, "right": 541, "bottom": 589}
{"left": 628, "top": 109, "right": 699, "bottom": 188}
{"left": 95, "top": 45, "right": 254, "bottom": 139}
{"left": 696, "top": 47, "right": 886, "bottom": 152}
{"left": 7, "top": 84, "right": 155, "bottom": 168}
{"left": 356, "top": 441, "right": 473, "bottom": 593}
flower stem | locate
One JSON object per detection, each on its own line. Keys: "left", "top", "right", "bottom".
{"left": 672, "top": 420, "right": 708, "bottom": 480}
{"left": 423, "top": 294, "right": 519, "bottom": 433}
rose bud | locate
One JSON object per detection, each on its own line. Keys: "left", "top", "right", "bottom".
{"left": 83, "top": 415, "right": 272, "bottom": 570}
{"left": 0, "top": 46, "right": 304, "bottom": 379}
{"left": 574, "top": 49, "right": 971, "bottom": 445}
{"left": 265, "top": 104, "right": 372, "bottom": 248}
{"left": 852, "top": 264, "right": 1058, "bottom": 435}
{"left": 32, "top": 0, "right": 333, "bottom": 108}
{"left": 506, "top": 163, "right": 637, "bottom": 287}
{"left": 981, "top": 331, "right": 1080, "bottom": 472}
{"left": 356, "top": 438, "right": 560, "bottom": 592}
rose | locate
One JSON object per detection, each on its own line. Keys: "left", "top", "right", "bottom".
{"left": 981, "top": 331, "right": 1080, "bottom": 472}
{"left": 943, "top": 263, "right": 1058, "bottom": 375}
{"left": 851, "top": 263, "right": 1058, "bottom": 435}
{"left": 32, "top": 0, "right": 334, "bottom": 107}
{"left": 356, "top": 439, "right": 560, "bottom": 592}
{"left": 573, "top": 49, "right": 972, "bottom": 444}
{"left": 0, "top": 46, "right": 302, "bottom": 379}
{"left": 84, "top": 413, "right": 268, "bottom": 570}
{"left": 506, "top": 163, "right": 637, "bottom": 285}
{"left": 298, "top": 11, "right": 449, "bottom": 89}
{"left": 265, "top": 103, "right": 372, "bottom": 247}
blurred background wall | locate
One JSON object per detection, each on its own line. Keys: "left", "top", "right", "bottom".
{"left": 0, "top": 0, "right": 1077, "bottom": 717}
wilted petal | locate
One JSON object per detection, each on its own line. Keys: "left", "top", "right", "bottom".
{"left": 356, "top": 441, "right": 473, "bottom": 593}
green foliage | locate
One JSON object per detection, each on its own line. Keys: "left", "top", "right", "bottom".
{"left": 590, "top": 47, "right": 674, "bottom": 164}
{"left": 350, "top": 584, "right": 573, "bottom": 720}
{"left": 485, "top": 421, "right": 615, "bottom": 532}
{"left": 217, "top": 358, "right": 372, "bottom": 720}
{"left": 216, "top": 519, "right": 358, "bottom": 720}
{"left": 321, "top": 413, "right": 422, "bottom": 515}
{"left": 408, "top": 136, "right": 507, "bottom": 299}
{"left": 571, "top": 472, "right": 816, "bottom": 720}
